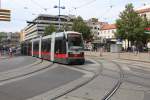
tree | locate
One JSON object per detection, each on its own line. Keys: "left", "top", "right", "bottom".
{"left": 141, "top": 17, "right": 150, "bottom": 45}
{"left": 116, "top": 3, "right": 146, "bottom": 47}
{"left": 44, "top": 24, "right": 56, "bottom": 36}
{"left": 72, "top": 16, "right": 92, "bottom": 41}
{"left": 0, "top": 32, "right": 4, "bottom": 42}
{"left": 62, "top": 23, "right": 71, "bottom": 31}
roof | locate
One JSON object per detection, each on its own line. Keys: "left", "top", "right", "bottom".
{"left": 101, "top": 24, "right": 116, "bottom": 30}
{"left": 136, "top": 8, "right": 150, "bottom": 14}
{"left": 136, "top": 5, "right": 150, "bottom": 14}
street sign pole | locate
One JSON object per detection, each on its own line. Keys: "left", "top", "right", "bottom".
{"left": 0, "top": 0, "right": 1, "bottom": 8}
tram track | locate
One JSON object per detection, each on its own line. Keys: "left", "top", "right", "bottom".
{"left": 101, "top": 59, "right": 150, "bottom": 100}
{"left": 50, "top": 59, "right": 103, "bottom": 100}
{"left": 49, "top": 58, "right": 126, "bottom": 100}
{"left": 58, "top": 57, "right": 125, "bottom": 100}
{"left": 112, "top": 59, "right": 150, "bottom": 79}
{"left": 95, "top": 59, "right": 125, "bottom": 100}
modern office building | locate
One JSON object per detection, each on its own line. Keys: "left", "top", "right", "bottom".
{"left": 23, "top": 14, "right": 75, "bottom": 41}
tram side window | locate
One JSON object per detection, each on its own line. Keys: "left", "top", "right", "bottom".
{"left": 42, "top": 41, "right": 46, "bottom": 52}
{"left": 46, "top": 39, "right": 51, "bottom": 52}
{"left": 33, "top": 42, "right": 39, "bottom": 51}
{"left": 55, "top": 38, "right": 66, "bottom": 54}
{"left": 42, "top": 39, "right": 51, "bottom": 52}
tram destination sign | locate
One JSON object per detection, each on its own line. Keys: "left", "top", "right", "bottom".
{"left": 0, "top": 9, "right": 11, "bottom": 21}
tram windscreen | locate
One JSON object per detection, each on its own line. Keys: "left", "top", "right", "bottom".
{"left": 68, "top": 34, "right": 83, "bottom": 50}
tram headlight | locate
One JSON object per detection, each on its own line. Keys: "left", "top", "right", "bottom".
{"left": 68, "top": 52, "right": 73, "bottom": 55}
{"left": 68, "top": 52, "right": 73, "bottom": 57}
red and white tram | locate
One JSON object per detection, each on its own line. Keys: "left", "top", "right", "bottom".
{"left": 21, "top": 31, "right": 85, "bottom": 64}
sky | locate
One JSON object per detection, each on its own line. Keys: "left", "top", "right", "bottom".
{"left": 0, "top": 0, "right": 150, "bottom": 32}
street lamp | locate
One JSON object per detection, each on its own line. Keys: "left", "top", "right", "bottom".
{"left": 54, "top": 0, "right": 65, "bottom": 31}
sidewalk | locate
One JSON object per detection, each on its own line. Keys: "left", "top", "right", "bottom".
{"left": 85, "top": 51, "right": 150, "bottom": 63}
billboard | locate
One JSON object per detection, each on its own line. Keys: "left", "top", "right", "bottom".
{"left": 0, "top": 9, "right": 11, "bottom": 21}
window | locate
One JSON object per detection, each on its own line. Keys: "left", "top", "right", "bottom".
{"left": 55, "top": 37, "right": 66, "bottom": 54}
{"left": 33, "top": 41, "right": 39, "bottom": 51}
{"left": 42, "top": 39, "right": 51, "bottom": 52}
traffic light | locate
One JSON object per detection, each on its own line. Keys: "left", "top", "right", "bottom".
{"left": 0, "top": 9, "right": 11, "bottom": 21}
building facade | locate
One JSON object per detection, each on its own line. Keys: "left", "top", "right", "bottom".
{"left": 23, "top": 14, "right": 75, "bottom": 41}
{"left": 98, "top": 24, "right": 116, "bottom": 41}
{"left": 19, "top": 29, "right": 25, "bottom": 42}
{"left": 136, "top": 5, "right": 150, "bottom": 20}
{"left": 0, "top": 32, "right": 20, "bottom": 47}
{"left": 86, "top": 18, "right": 108, "bottom": 40}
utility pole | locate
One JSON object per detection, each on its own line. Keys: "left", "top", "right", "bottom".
{"left": 54, "top": 0, "right": 65, "bottom": 31}
{"left": 58, "top": 0, "right": 60, "bottom": 31}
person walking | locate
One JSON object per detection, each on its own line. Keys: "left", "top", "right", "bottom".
{"left": 0, "top": 47, "right": 1, "bottom": 57}
{"left": 9, "top": 47, "right": 13, "bottom": 57}
{"left": 147, "top": 42, "right": 150, "bottom": 57}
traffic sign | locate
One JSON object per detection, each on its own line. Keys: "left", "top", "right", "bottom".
{"left": 0, "top": 9, "right": 11, "bottom": 21}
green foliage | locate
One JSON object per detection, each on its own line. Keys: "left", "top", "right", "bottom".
{"left": 116, "top": 3, "right": 150, "bottom": 46}
{"left": 72, "top": 16, "right": 92, "bottom": 41}
{"left": 62, "top": 23, "right": 71, "bottom": 31}
{"left": 44, "top": 24, "right": 56, "bottom": 36}
{"left": 0, "top": 32, "right": 5, "bottom": 42}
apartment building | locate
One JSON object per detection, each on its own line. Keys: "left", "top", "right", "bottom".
{"left": 86, "top": 18, "right": 108, "bottom": 39}
{"left": 98, "top": 24, "right": 116, "bottom": 40}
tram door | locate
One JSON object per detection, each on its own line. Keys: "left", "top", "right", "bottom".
{"left": 54, "top": 37, "right": 67, "bottom": 63}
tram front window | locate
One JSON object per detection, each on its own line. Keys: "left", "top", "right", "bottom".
{"left": 68, "top": 34, "right": 83, "bottom": 50}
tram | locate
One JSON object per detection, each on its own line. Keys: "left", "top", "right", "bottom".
{"left": 21, "top": 31, "right": 85, "bottom": 64}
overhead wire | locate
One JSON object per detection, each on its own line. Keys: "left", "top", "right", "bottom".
{"left": 67, "top": 0, "right": 96, "bottom": 16}
{"left": 74, "top": 0, "right": 96, "bottom": 9}
{"left": 30, "top": 0, "right": 48, "bottom": 12}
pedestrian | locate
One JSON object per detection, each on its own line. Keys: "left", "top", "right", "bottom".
{"left": 99, "top": 46, "right": 103, "bottom": 57}
{"left": 9, "top": 47, "right": 13, "bottom": 57}
{"left": 0, "top": 47, "right": 1, "bottom": 56}
{"left": 132, "top": 45, "right": 136, "bottom": 55}
{"left": 147, "top": 42, "right": 150, "bottom": 56}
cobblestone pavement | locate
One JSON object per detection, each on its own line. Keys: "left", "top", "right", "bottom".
{"left": 85, "top": 51, "right": 150, "bottom": 63}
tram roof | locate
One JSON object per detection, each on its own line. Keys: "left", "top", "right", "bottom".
{"left": 65, "top": 31, "right": 81, "bottom": 34}
{"left": 31, "top": 31, "right": 81, "bottom": 42}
